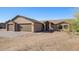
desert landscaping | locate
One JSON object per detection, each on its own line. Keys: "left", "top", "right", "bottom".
{"left": 0, "top": 7, "right": 79, "bottom": 51}
{"left": 0, "top": 31, "right": 79, "bottom": 51}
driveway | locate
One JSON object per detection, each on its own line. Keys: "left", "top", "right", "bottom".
{"left": 0, "top": 31, "right": 32, "bottom": 38}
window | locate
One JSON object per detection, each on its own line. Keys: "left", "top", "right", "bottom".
{"left": 64, "top": 25, "right": 68, "bottom": 29}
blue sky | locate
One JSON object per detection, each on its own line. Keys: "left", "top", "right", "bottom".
{"left": 0, "top": 7, "right": 76, "bottom": 22}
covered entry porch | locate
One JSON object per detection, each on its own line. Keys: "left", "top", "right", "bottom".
{"left": 44, "top": 21, "right": 70, "bottom": 32}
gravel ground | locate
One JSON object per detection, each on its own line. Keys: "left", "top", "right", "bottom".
{"left": 0, "top": 31, "right": 79, "bottom": 51}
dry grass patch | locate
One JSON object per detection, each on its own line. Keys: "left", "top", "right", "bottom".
{"left": 0, "top": 32, "right": 79, "bottom": 51}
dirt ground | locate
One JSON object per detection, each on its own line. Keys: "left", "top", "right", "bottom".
{"left": 0, "top": 31, "right": 79, "bottom": 51}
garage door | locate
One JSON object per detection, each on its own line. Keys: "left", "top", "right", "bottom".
{"left": 8, "top": 24, "right": 14, "bottom": 31}
{"left": 20, "top": 24, "right": 32, "bottom": 32}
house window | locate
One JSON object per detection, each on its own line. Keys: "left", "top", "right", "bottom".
{"left": 64, "top": 25, "right": 68, "bottom": 29}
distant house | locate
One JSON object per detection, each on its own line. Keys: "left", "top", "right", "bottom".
{"left": 43, "top": 20, "right": 71, "bottom": 32}
{"left": 0, "top": 23, "right": 6, "bottom": 29}
{"left": 6, "top": 15, "right": 43, "bottom": 32}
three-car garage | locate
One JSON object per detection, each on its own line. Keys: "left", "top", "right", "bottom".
{"left": 6, "top": 15, "right": 43, "bottom": 32}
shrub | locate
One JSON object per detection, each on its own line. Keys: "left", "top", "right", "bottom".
{"left": 76, "top": 28, "right": 79, "bottom": 32}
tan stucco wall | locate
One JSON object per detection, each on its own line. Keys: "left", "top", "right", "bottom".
{"left": 6, "top": 21, "right": 16, "bottom": 31}
{"left": 14, "top": 17, "right": 33, "bottom": 24}
{"left": 6, "top": 17, "right": 44, "bottom": 32}
{"left": 60, "top": 23, "right": 70, "bottom": 31}
{"left": 34, "top": 23, "right": 43, "bottom": 32}
{"left": 7, "top": 21, "right": 14, "bottom": 24}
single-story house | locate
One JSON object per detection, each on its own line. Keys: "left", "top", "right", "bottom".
{"left": 6, "top": 15, "right": 43, "bottom": 32}
{"left": 5, "top": 15, "right": 73, "bottom": 32}
{"left": 43, "top": 20, "right": 71, "bottom": 32}
{"left": 0, "top": 23, "right": 6, "bottom": 29}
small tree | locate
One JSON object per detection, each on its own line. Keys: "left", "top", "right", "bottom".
{"left": 72, "top": 13, "right": 79, "bottom": 32}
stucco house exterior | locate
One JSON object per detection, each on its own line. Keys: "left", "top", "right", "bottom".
{"left": 5, "top": 15, "right": 73, "bottom": 32}
{"left": 6, "top": 15, "right": 43, "bottom": 32}
{"left": 43, "top": 20, "right": 71, "bottom": 32}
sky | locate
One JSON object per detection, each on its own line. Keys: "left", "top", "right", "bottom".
{"left": 0, "top": 7, "right": 76, "bottom": 22}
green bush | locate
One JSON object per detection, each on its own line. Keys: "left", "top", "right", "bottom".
{"left": 76, "top": 28, "right": 79, "bottom": 32}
